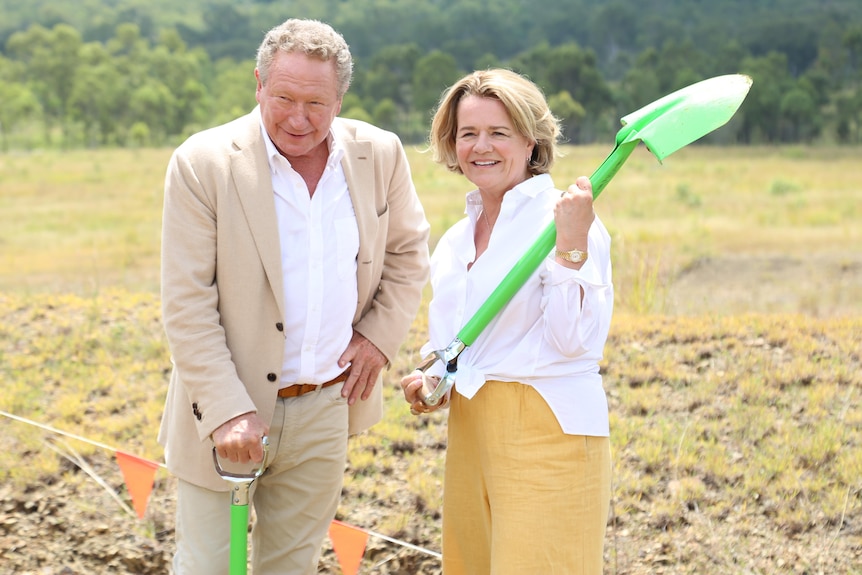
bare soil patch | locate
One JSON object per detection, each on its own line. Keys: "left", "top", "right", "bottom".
{"left": 668, "top": 252, "right": 862, "bottom": 317}
{"left": 1, "top": 257, "right": 860, "bottom": 574}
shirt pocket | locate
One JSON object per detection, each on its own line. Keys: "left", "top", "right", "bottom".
{"left": 335, "top": 216, "right": 360, "bottom": 280}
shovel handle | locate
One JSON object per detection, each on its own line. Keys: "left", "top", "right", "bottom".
{"left": 444, "top": 75, "right": 753, "bottom": 352}
{"left": 455, "top": 139, "right": 639, "bottom": 345}
{"left": 213, "top": 436, "right": 269, "bottom": 575}
{"left": 213, "top": 436, "right": 270, "bottom": 482}
{"left": 229, "top": 497, "right": 250, "bottom": 575}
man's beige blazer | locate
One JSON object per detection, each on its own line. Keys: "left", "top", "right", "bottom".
{"left": 158, "top": 108, "right": 430, "bottom": 491}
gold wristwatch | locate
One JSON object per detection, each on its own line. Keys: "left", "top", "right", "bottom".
{"left": 555, "top": 248, "right": 588, "bottom": 263}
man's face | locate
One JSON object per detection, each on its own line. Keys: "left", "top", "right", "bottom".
{"left": 256, "top": 51, "right": 343, "bottom": 160}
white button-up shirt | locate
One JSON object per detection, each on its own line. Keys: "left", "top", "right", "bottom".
{"left": 423, "top": 174, "right": 614, "bottom": 436}
{"left": 261, "top": 124, "right": 359, "bottom": 386}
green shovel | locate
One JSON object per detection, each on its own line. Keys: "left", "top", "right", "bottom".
{"left": 418, "top": 73, "right": 753, "bottom": 405}
{"left": 213, "top": 436, "right": 270, "bottom": 575}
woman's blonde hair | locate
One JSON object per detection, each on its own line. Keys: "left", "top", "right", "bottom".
{"left": 429, "top": 69, "right": 561, "bottom": 175}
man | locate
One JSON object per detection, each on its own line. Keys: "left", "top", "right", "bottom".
{"left": 158, "top": 18, "right": 430, "bottom": 574}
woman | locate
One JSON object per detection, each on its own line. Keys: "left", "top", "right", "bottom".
{"left": 400, "top": 69, "right": 614, "bottom": 574}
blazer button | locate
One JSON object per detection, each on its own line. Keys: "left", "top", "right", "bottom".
{"left": 267, "top": 373, "right": 277, "bottom": 382}
{"left": 275, "top": 322, "right": 284, "bottom": 332}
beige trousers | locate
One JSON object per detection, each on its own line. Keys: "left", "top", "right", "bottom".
{"left": 172, "top": 384, "right": 349, "bottom": 575}
{"left": 442, "top": 381, "right": 612, "bottom": 575}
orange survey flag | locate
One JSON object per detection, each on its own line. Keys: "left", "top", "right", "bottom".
{"left": 329, "top": 520, "right": 369, "bottom": 575}
{"left": 115, "top": 451, "right": 159, "bottom": 519}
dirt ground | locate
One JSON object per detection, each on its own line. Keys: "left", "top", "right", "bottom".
{"left": 0, "top": 443, "right": 444, "bottom": 575}
{"left": 2, "top": 402, "right": 861, "bottom": 575}
{"left": 666, "top": 252, "right": 862, "bottom": 317}
{"left": 1, "top": 253, "right": 860, "bottom": 574}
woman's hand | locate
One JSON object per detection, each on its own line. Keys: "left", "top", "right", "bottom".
{"left": 554, "top": 176, "right": 595, "bottom": 268}
{"left": 400, "top": 370, "right": 448, "bottom": 415}
{"left": 555, "top": 177, "right": 594, "bottom": 244}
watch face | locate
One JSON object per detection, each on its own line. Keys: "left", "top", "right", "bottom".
{"left": 556, "top": 249, "right": 587, "bottom": 262}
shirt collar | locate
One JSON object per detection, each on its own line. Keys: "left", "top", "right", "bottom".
{"left": 464, "top": 173, "right": 554, "bottom": 218}
{"left": 259, "top": 118, "right": 345, "bottom": 173}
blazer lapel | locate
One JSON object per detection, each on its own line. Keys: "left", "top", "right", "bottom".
{"left": 337, "top": 124, "right": 377, "bottom": 323}
{"left": 230, "top": 109, "right": 285, "bottom": 318}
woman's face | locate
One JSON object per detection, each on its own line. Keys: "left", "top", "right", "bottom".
{"left": 454, "top": 95, "right": 535, "bottom": 198}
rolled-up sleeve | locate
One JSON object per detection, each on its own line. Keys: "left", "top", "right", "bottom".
{"left": 541, "top": 218, "right": 614, "bottom": 357}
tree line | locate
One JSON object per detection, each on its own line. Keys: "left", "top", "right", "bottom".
{"left": 0, "top": 0, "right": 861, "bottom": 150}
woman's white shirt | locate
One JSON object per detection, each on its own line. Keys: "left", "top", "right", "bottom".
{"left": 423, "top": 174, "right": 614, "bottom": 436}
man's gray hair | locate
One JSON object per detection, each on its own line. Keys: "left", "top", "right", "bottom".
{"left": 256, "top": 19, "right": 353, "bottom": 97}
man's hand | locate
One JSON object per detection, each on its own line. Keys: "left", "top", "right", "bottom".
{"left": 211, "top": 412, "right": 269, "bottom": 464}
{"left": 338, "top": 331, "right": 387, "bottom": 405}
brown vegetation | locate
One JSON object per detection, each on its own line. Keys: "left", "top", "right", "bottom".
{"left": 1, "top": 293, "right": 860, "bottom": 574}
{"left": 1, "top": 146, "right": 860, "bottom": 573}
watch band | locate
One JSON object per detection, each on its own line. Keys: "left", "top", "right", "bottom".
{"left": 555, "top": 248, "right": 588, "bottom": 263}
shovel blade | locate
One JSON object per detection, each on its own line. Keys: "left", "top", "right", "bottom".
{"left": 620, "top": 74, "right": 753, "bottom": 160}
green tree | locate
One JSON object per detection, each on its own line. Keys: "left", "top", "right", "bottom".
{"left": 511, "top": 43, "right": 611, "bottom": 115}
{"left": 711, "top": 39, "right": 748, "bottom": 76}
{"left": 210, "top": 59, "right": 257, "bottom": 126}
{"left": 618, "top": 40, "right": 705, "bottom": 116}
{"left": 372, "top": 98, "right": 399, "bottom": 133}
{"left": 743, "top": 17, "right": 820, "bottom": 76}
{"left": 365, "top": 43, "right": 422, "bottom": 108}
{"left": 128, "top": 80, "right": 176, "bottom": 142}
{"left": 474, "top": 53, "right": 501, "bottom": 71}
{"left": 3, "top": 0, "right": 862, "bottom": 148}
{"left": 510, "top": 42, "right": 612, "bottom": 140}
{"left": 0, "top": 55, "right": 40, "bottom": 149}
{"left": 841, "top": 24, "right": 862, "bottom": 80}
{"left": 548, "top": 90, "right": 586, "bottom": 144}
{"left": 193, "top": 2, "right": 257, "bottom": 61}
{"left": 340, "top": 105, "right": 373, "bottom": 125}
{"left": 545, "top": 43, "right": 611, "bottom": 115}
{"left": 332, "top": 0, "right": 447, "bottom": 60}
{"left": 106, "top": 22, "right": 146, "bottom": 58}
{"left": 439, "top": 0, "right": 519, "bottom": 69}
{"left": 364, "top": 66, "right": 403, "bottom": 109}
{"left": 68, "top": 50, "right": 127, "bottom": 145}
{"left": 6, "top": 23, "right": 82, "bottom": 146}
{"left": 412, "top": 50, "right": 461, "bottom": 119}
{"left": 618, "top": 48, "right": 662, "bottom": 111}
{"left": 588, "top": 0, "right": 640, "bottom": 67}
{"left": 144, "top": 42, "right": 210, "bottom": 135}
{"left": 834, "top": 90, "right": 862, "bottom": 143}
{"left": 0, "top": 81, "right": 40, "bottom": 150}
{"left": 738, "top": 52, "right": 795, "bottom": 143}
{"left": 844, "top": 25, "right": 862, "bottom": 99}
{"left": 780, "top": 86, "right": 819, "bottom": 142}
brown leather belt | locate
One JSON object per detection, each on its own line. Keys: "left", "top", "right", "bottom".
{"left": 277, "top": 370, "right": 349, "bottom": 399}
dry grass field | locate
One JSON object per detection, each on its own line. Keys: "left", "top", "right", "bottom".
{"left": 0, "top": 145, "right": 860, "bottom": 574}
{"left": 2, "top": 144, "right": 859, "bottom": 314}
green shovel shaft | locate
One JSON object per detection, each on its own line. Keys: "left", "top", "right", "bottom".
{"left": 451, "top": 75, "right": 752, "bottom": 347}
{"left": 456, "top": 139, "right": 639, "bottom": 345}
{"left": 229, "top": 503, "right": 249, "bottom": 575}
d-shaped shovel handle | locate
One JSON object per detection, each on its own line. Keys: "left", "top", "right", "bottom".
{"left": 417, "top": 339, "right": 466, "bottom": 405}
{"left": 213, "top": 436, "right": 270, "bottom": 575}
{"left": 213, "top": 436, "right": 270, "bottom": 484}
